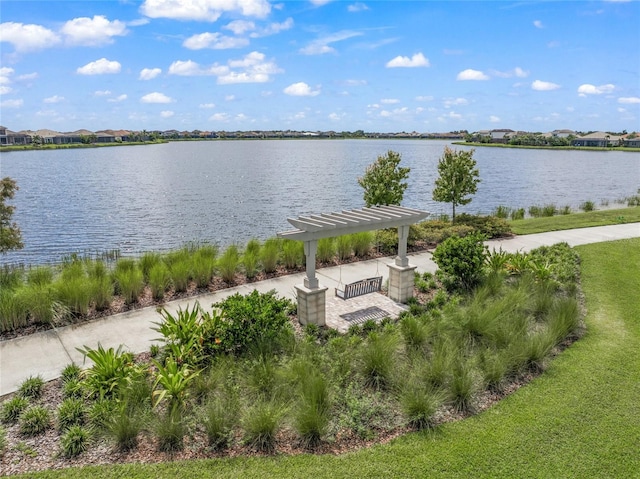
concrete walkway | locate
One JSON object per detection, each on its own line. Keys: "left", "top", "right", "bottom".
{"left": 1, "top": 223, "right": 638, "bottom": 396}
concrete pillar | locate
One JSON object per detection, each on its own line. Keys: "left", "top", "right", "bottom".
{"left": 303, "top": 240, "right": 319, "bottom": 289}
{"left": 295, "top": 284, "right": 328, "bottom": 326}
{"left": 396, "top": 225, "right": 410, "bottom": 267}
{"left": 387, "top": 262, "right": 417, "bottom": 303}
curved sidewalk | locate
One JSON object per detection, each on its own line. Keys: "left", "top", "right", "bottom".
{"left": 1, "top": 223, "right": 638, "bottom": 397}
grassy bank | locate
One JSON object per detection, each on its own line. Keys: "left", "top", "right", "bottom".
{"left": 14, "top": 238, "right": 639, "bottom": 478}
{"left": 510, "top": 206, "right": 640, "bottom": 235}
{"left": 0, "top": 141, "right": 167, "bottom": 152}
{"left": 452, "top": 142, "right": 640, "bottom": 152}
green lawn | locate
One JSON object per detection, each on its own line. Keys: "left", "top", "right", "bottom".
{"left": 510, "top": 206, "right": 640, "bottom": 235}
{"left": 24, "top": 238, "right": 640, "bottom": 478}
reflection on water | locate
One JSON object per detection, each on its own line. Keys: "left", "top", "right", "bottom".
{"left": 1, "top": 140, "right": 638, "bottom": 265}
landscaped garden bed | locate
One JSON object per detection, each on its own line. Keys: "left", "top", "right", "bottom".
{"left": 0, "top": 240, "right": 583, "bottom": 476}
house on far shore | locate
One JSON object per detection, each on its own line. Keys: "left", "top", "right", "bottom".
{"left": 623, "top": 134, "right": 640, "bottom": 148}
{"left": 551, "top": 129, "right": 576, "bottom": 138}
{"left": 489, "top": 129, "right": 515, "bottom": 143}
{"left": 573, "top": 131, "right": 622, "bottom": 147}
{"left": 0, "top": 126, "right": 32, "bottom": 145}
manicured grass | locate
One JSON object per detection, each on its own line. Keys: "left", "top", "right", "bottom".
{"left": 23, "top": 238, "right": 640, "bottom": 478}
{"left": 510, "top": 206, "right": 640, "bottom": 235}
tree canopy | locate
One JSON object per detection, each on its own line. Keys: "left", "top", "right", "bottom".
{"left": 358, "top": 150, "right": 411, "bottom": 207}
{"left": 1, "top": 177, "right": 24, "bottom": 253}
{"left": 432, "top": 146, "right": 480, "bottom": 221}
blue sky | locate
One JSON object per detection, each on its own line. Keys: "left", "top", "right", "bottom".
{"left": 1, "top": 0, "right": 639, "bottom": 133}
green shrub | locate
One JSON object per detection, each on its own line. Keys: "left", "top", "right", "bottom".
{"left": 60, "top": 425, "right": 91, "bottom": 458}
{"left": 62, "top": 378, "right": 85, "bottom": 400}
{"left": 541, "top": 204, "right": 557, "bottom": 217}
{"left": 242, "top": 399, "right": 284, "bottom": 452}
{"left": 149, "top": 262, "right": 171, "bottom": 300}
{"left": 433, "top": 233, "right": 488, "bottom": 291}
{"left": 153, "top": 304, "right": 206, "bottom": 367}
{"left": 0, "top": 425, "right": 6, "bottom": 456}
{"left": 19, "top": 375, "right": 44, "bottom": 400}
{"left": 317, "top": 237, "right": 335, "bottom": 263}
{"left": 19, "top": 405, "right": 51, "bottom": 436}
{"left": 218, "top": 245, "right": 240, "bottom": 283}
{"left": 453, "top": 213, "right": 511, "bottom": 238}
{"left": 260, "top": 238, "right": 280, "bottom": 274}
{"left": 375, "top": 228, "right": 398, "bottom": 254}
{"left": 1, "top": 396, "right": 29, "bottom": 424}
{"left": 560, "top": 205, "right": 572, "bottom": 215}
{"left": 57, "top": 398, "right": 86, "bottom": 431}
{"left": 211, "top": 290, "right": 293, "bottom": 357}
{"left": 78, "top": 344, "right": 136, "bottom": 400}
{"left": 528, "top": 205, "right": 543, "bottom": 218}
{"left": 61, "top": 363, "right": 80, "bottom": 385}
{"left": 87, "top": 399, "right": 118, "bottom": 430}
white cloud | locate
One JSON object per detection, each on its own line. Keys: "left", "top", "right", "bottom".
{"left": 168, "top": 60, "right": 209, "bottom": 76}
{"left": 415, "top": 95, "right": 434, "bottom": 101}
{"left": 77, "top": 58, "right": 121, "bottom": 75}
{"left": 108, "top": 94, "right": 127, "bottom": 102}
{"left": 386, "top": 52, "right": 429, "bottom": 68}
{"left": 183, "top": 32, "right": 249, "bottom": 50}
{"left": 0, "top": 86, "right": 11, "bottom": 95}
{"left": 1, "top": 99, "right": 23, "bottom": 108}
{"left": 160, "top": 110, "right": 174, "bottom": 118}
{"left": 139, "top": 68, "right": 161, "bottom": 80}
{"left": 328, "top": 112, "right": 344, "bottom": 121}
{"left": 169, "top": 52, "right": 281, "bottom": 84}
{"left": 532, "top": 79, "right": 561, "bottom": 91}
{"left": 300, "top": 30, "right": 363, "bottom": 55}
{"left": 140, "top": 0, "right": 271, "bottom": 21}
{"left": 491, "top": 67, "right": 529, "bottom": 78}
{"left": 140, "top": 92, "right": 174, "bottom": 103}
{"left": 225, "top": 95, "right": 235, "bottom": 101}
{"left": 439, "top": 111, "right": 462, "bottom": 121}
{"left": 443, "top": 97, "right": 468, "bottom": 108}
{"left": 310, "top": 0, "right": 332, "bottom": 5}
{"left": 618, "top": 97, "right": 640, "bottom": 104}
{"left": 199, "top": 103, "right": 216, "bottom": 108}
{"left": 489, "top": 115, "right": 501, "bottom": 123}
{"left": 0, "top": 67, "right": 14, "bottom": 87}
{"left": 224, "top": 20, "right": 255, "bottom": 35}
{"left": 251, "top": 17, "right": 294, "bottom": 37}
{"left": 61, "top": 15, "right": 128, "bottom": 46}
{"left": 533, "top": 20, "right": 544, "bottom": 29}
{"left": 348, "top": 2, "right": 369, "bottom": 12}
{"left": 379, "top": 107, "right": 409, "bottom": 118}
{"left": 44, "top": 95, "right": 64, "bottom": 103}
{"left": 18, "top": 72, "right": 38, "bottom": 81}
{"left": 283, "top": 82, "right": 320, "bottom": 96}
{"left": 577, "top": 83, "right": 616, "bottom": 96}
{"left": 457, "top": 69, "right": 489, "bottom": 80}
{"left": 94, "top": 90, "right": 112, "bottom": 96}
{"left": 209, "top": 112, "right": 230, "bottom": 121}
{"left": 344, "top": 79, "right": 367, "bottom": 86}
{"left": 381, "top": 98, "right": 399, "bottom": 104}
{"left": 0, "top": 22, "right": 61, "bottom": 52}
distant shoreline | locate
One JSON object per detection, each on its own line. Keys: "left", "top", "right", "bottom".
{"left": 3, "top": 137, "right": 640, "bottom": 153}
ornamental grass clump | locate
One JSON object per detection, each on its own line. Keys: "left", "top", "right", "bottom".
{"left": 281, "top": 239, "right": 303, "bottom": 269}
{"left": 15, "top": 284, "right": 56, "bottom": 325}
{"left": 218, "top": 244, "right": 240, "bottom": 283}
{"left": 260, "top": 238, "right": 280, "bottom": 274}
{"left": 0, "top": 289, "right": 28, "bottom": 332}
{"left": 19, "top": 405, "right": 51, "bottom": 436}
{"left": 351, "top": 231, "right": 373, "bottom": 258}
{"left": 293, "top": 363, "right": 331, "bottom": 446}
{"left": 317, "top": 237, "right": 335, "bottom": 263}
{"left": 112, "top": 260, "right": 144, "bottom": 305}
{"left": 1, "top": 396, "right": 29, "bottom": 424}
{"left": 242, "top": 399, "right": 285, "bottom": 452}
{"left": 400, "top": 314, "right": 430, "bottom": 351}
{"left": 19, "top": 375, "right": 44, "bottom": 400}
{"left": 56, "top": 262, "right": 93, "bottom": 316}
{"left": 60, "top": 425, "right": 91, "bottom": 458}
{"left": 155, "top": 406, "right": 186, "bottom": 452}
{"left": 192, "top": 246, "right": 217, "bottom": 288}
{"left": 139, "top": 252, "right": 162, "bottom": 282}
{"left": 148, "top": 262, "right": 171, "bottom": 300}
{"left": 399, "top": 380, "right": 445, "bottom": 430}
{"left": 27, "top": 266, "right": 54, "bottom": 286}
{"left": 242, "top": 250, "right": 260, "bottom": 280}
{"left": 336, "top": 235, "right": 352, "bottom": 261}
{"left": 360, "top": 332, "right": 398, "bottom": 390}
{"left": 57, "top": 398, "right": 86, "bottom": 432}
{"left": 202, "top": 396, "right": 237, "bottom": 449}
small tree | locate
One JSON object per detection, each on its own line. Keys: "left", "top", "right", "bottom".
{"left": 0, "top": 177, "right": 24, "bottom": 253}
{"left": 432, "top": 146, "right": 480, "bottom": 221}
{"left": 432, "top": 233, "right": 487, "bottom": 291}
{"left": 358, "top": 150, "right": 410, "bottom": 207}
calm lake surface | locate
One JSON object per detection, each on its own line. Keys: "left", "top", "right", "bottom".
{"left": 1, "top": 139, "right": 639, "bottom": 265}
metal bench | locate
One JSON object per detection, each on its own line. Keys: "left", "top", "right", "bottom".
{"left": 335, "top": 276, "right": 383, "bottom": 300}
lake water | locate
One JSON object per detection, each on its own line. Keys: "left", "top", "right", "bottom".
{"left": 1, "top": 139, "right": 638, "bottom": 265}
